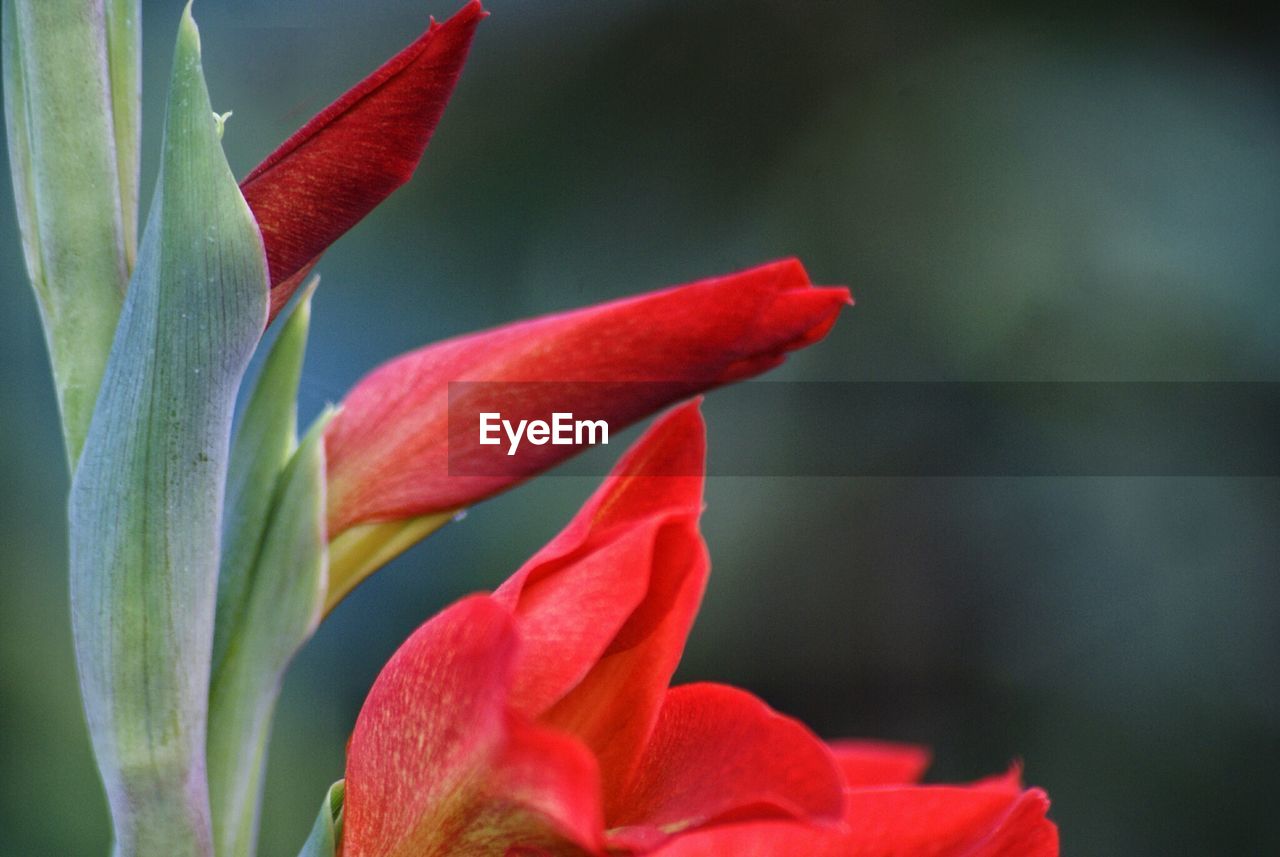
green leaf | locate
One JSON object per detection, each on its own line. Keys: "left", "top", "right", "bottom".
{"left": 208, "top": 281, "right": 318, "bottom": 857}
{"left": 297, "top": 781, "right": 344, "bottom": 857}
{"left": 67, "top": 7, "right": 268, "bottom": 856}
{"left": 3, "top": 0, "right": 136, "bottom": 462}
{"left": 208, "top": 407, "right": 331, "bottom": 857}
{"left": 214, "top": 279, "right": 317, "bottom": 677}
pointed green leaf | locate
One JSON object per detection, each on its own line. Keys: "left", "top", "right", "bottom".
{"left": 67, "top": 7, "right": 268, "bottom": 856}
{"left": 208, "top": 409, "right": 330, "bottom": 857}
{"left": 215, "top": 279, "right": 317, "bottom": 677}
{"left": 297, "top": 781, "right": 344, "bottom": 857}
{"left": 3, "top": 0, "right": 134, "bottom": 462}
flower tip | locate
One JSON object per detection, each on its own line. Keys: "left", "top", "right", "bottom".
{"left": 740, "top": 256, "right": 809, "bottom": 291}
{"left": 665, "top": 396, "right": 706, "bottom": 429}
{"left": 988, "top": 760, "right": 1027, "bottom": 790}
{"left": 624, "top": 401, "right": 707, "bottom": 479}
{"left": 763, "top": 257, "right": 851, "bottom": 303}
{"left": 462, "top": 0, "right": 490, "bottom": 20}
{"left": 762, "top": 258, "right": 853, "bottom": 312}
{"left": 440, "top": 0, "right": 489, "bottom": 30}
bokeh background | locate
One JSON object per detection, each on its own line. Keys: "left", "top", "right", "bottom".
{"left": 2, "top": 0, "right": 1279, "bottom": 853}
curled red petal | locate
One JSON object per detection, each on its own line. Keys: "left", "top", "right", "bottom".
{"left": 324, "top": 259, "right": 851, "bottom": 534}
{"left": 646, "top": 781, "right": 1058, "bottom": 857}
{"left": 241, "top": 1, "right": 485, "bottom": 322}
{"left": 489, "top": 403, "right": 708, "bottom": 812}
{"left": 828, "top": 740, "right": 932, "bottom": 787}
{"left": 544, "top": 519, "right": 707, "bottom": 821}
{"left": 493, "top": 401, "right": 706, "bottom": 716}
{"left": 607, "top": 683, "right": 845, "bottom": 851}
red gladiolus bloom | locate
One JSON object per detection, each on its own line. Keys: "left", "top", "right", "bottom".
{"left": 241, "top": 1, "right": 486, "bottom": 322}
{"left": 323, "top": 258, "right": 851, "bottom": 538}
{"left": 341, "top": 403, "right": 847, "bottom": 856}
{"left": 338, "top": 403, "right": 1058, "bottom": 856}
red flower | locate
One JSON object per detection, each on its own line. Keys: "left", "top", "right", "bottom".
{"left": 323, "top": 259, "right": 850, "bottom": 538}
{"left": 340, "top": 403, "right": 847, "bottom": 856}
{"left": 241, "top": 1, "right": 486, "bottom": 322}
{"left": 338, "top": 403, "right": 1058, "bottom": 856}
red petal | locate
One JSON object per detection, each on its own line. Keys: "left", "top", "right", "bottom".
{"left": 838, "top": 784, "right": 1059, "bottom": 857}
{"left": 493, "top": 402, "right": 705, "bottom": 714}
{"left": 324, "top": 259, "right": 850, "bottom": 534}
{"left": 647, "top": 782, "right": 1058, "bottom": 857}
{"left": 828, "top": 740, "right": 931, "bottom": 787}
{"left": 644, "top": 822, "right": 834, "bottom": 857}
{"left": 343, "top": 595, "right": 516, "bottom": 857}
{"left": 342, "top": 595, "right": 610, "bottom": 856}
{"left": 971, "top": 764, "right": 1028, "bottom": 793}
{"left": 606, "top": 683, "right": 845, "bottom": 850}
{"left": 241, "top": 1, "right": 485, "bottom": 322}
{"left": 481, "top": 714, "right": 606, "bottom": 855}
{"left": 493, "top": 403, "right": 710, "bottom": 814}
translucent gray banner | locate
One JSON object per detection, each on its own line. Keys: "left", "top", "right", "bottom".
{"left": 446, "top": 381, "right": 1280, "bottom": 477}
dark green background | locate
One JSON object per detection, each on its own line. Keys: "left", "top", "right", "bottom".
{"left": 2, "top": 1, "right": 1278, "bottom": 854}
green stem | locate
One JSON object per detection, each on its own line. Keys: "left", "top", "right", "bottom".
{"left": 68, "top": 8, "right": 268, "bottom": 855}
{"left": 3, "top": 0, "right": 137, "bottom": 465}
{"left": 105, "top": 0, "right": 141, "bottom": 270}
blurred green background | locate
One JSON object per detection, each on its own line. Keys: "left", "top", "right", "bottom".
{"left": 2, "top": 1, "right": 1278, "bottom": 853}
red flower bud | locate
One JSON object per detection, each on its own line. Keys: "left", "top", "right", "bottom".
{"left": 324, "top": 258, "right": 851, "bottom": 537}
{"left": 241, "top": 1, "right": 485, "bottom": 322}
